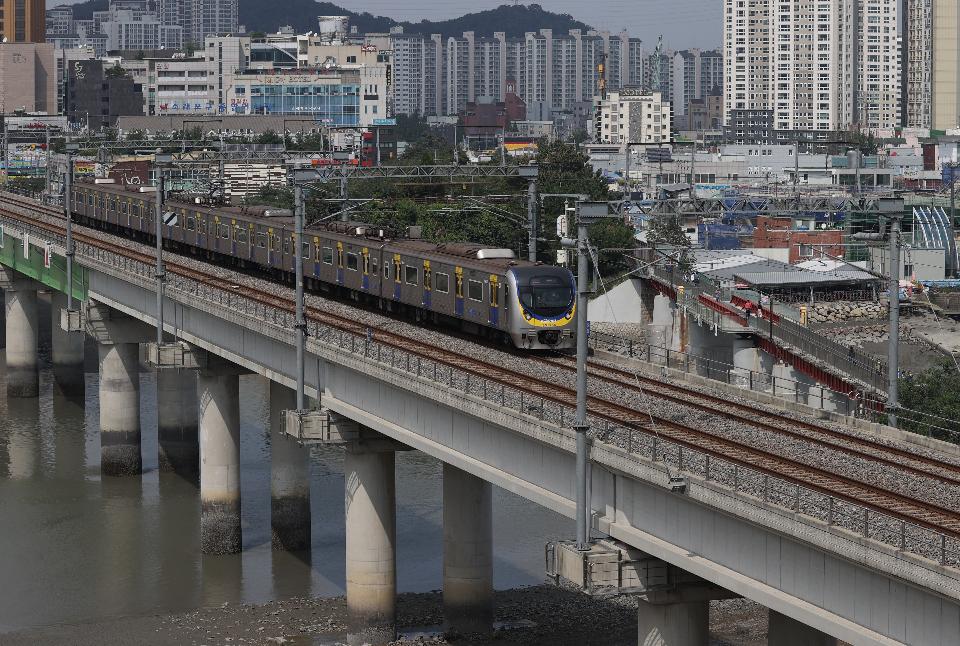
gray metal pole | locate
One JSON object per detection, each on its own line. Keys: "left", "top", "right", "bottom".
{"left": 64, "top": 152, "right": 74, "bottom": 311}
{"left": 294, "top": 184, "right": 306, "bottom": 411}
{"left": 887, "top": 214, "right": 900, "bottom": 427}
{"left": 527, "top": 178, "right": 538, "bottom": 263}
{"left": 45, "top": 126, "right": 51, "bottom": 196}
{"left": 339, "top": 174, "right": 348, "bottom": 222}
{"left": 155, "top": 175, "right": 165, "bottom": 345}
{"left": 950, "top": 165, "right": 957, "bottom": 278}
{"left": 574, "top": 217, "right": 590, "bottom": 550}
{"left": 624, "top": 144, "right": 631, "bottom": 197}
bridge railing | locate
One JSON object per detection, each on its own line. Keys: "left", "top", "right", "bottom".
{"left": 651, "top": 265, "right": 889, "bottom": 393}
{"left": 2, "top": 210, "right": 958, "bottom": 573}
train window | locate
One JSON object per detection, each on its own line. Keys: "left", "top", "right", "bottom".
{"left": 219, "top": 224, "right": 229, "bottom": 239}
{"left": 301, "top": 242, "right": 309, "bottom": 258}
{"left": 322, "top": 247, "right": 333, "bottom": 264}
{"left": 187, "top": 217, "right": 196, "bottom": 231}
{"left": 405, "top": 265, "right": 418, "bottom": 286}
{"left": 238, "top": 228, "right": 248, "bottom": 244}
{"left": 435, "top": 272, "right": 449, "bottom": 293}
{"left": 121, "top": 202, "right": 128, "bottom": 214}
{"left": 133, "top": 203, "right": 140, "bottom": 217}
{"left": 455, "top": 273, "right": 463, "bottom": 298}
{"left": 257, "top": 232, "right": 267, "bottom": 248}
{"left": 337, "top": 246, "right": 344, "bottom": 267}
{"left": 371, "top": 256, "right": 378, "bottom": 276}
{"left": 110, "top": 198, "right": 117, "bottom": 211}
{"left": 88, "top": 194, "right": 94, "bottom": 206}
{"left": 362, "top": 253, "right": 369, "bottom": 275}
{"left": 423, "top": 266, "right": 432, "bottom": 290}
{"left": 383, "top": 261, "right": 389, "bottom": 279}
{"left": 468, "top": 280, "right": 483, "bottom": 302}
{"left": 490, "top": 283, "right": 498, "bottom": 307}
{"left": 346, "top": 253, "right": 359, "bottom": 271}
{"left": 283, "top": 236, "right": 290, "bottom": 254}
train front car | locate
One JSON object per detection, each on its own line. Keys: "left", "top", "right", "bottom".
{"left": 506, "top": 266, "right": 577, "bottom": 350}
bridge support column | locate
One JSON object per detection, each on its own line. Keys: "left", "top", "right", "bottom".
{"left": 157, "top": 369, "right": 199, "bottom": 482}
{"left": 4, "top": 281, "right": 39, "bottom": 398}
{"left": 199, "top": 361, "right": 243, "bottom": 554}
{"left": 98, "top": 341, "right": 142, "bottom": 475}
{"left": 648, "top": 295, "right": 674, "bottom": 363}
{"left": 51, "top": 291, "right": 85, "bottom": 398}
{"left": 270, "top": 380, "right": 311, "bottom": 551}
{"left": 636, "top": 599, "right": 709, "bottom": 646}
{"left": 345, "top": 436, "right": 397, "bottom": 646}
{"left": 443, "top": 463, "right": 493, "bottom": 635}
{"left": 768, "top": 611, "right": 837, "bottom": 646}
{"left": 732, "top": 334, "right": 759, "bottom": 389}
{"left": 771, "top": 361, "right": 800, "bottom": 403}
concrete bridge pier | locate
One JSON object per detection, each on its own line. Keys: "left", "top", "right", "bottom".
{"left": 648, "top": 295, "right": 674, "bottom": 363}
{"left": 345, "top": 432, "right": 399, "bottom": 646}
{"left": 636, "top": 599, "right": 709, "bottom": 646}
{"left": 87, "top": 303, "right": 154, "bottom": 476}
{"left": 157, "top": 369, "right": 199, "bottom": 482}
{"left": 198, "top": 358, "right": 245, "bottom": 554}
{"left": 768, "top": 611, "right": 838, "bottom": 646}
{"left": 443, "top": 463, "right": 493, "bottom": 635}
{"left": 270, "top": 380, "right": 311, "bottom": 551}
{"left": 50, "top": 290, "right": 85, "bottom": 398}
{"left": 2, "top": 268, "right": 40, "bottom": 398}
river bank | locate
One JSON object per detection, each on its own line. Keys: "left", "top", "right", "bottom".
{"left": 1, "top": 585, "right": 768, "bottom": 645}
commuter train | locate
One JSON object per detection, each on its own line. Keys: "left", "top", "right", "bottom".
{"left": 69, "top": 180, "right": 576, "bottom": 350}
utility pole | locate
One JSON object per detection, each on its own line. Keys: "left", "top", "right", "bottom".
{"left": 154, "top": 174, "right": 166, "bottom": 345}
{"left": 294, "top": 184, "right": 306, "bottom": 411}
{"left": 887, "top": 213, "right": 901, "bottom": 427}
{"left": 2, "top": 116, "right": 7, "bottom": 187}
{"left": 949, "top": 162, "right": 957, "bottom": 278}
{"left": 44, "top": 125, "right": 51, "bottom": 196}
{"left": 339, "top": 174, "right": 348, "bottom": 222}
{"left": 527, "top": 176, "right": 538, "bottom": 262}
{"left": 64, "top": 147, "right": 75, "bottom": 311}
{"left": 572, "top": 211, "right": 590, "bottom": 550}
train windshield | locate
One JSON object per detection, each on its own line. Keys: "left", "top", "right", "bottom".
{"left": 518, "top": 275, "right": 573, "bottom": 317}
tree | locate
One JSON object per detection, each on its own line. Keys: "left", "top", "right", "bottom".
{"left": 646, "top": 212, "right": 692, "bottom": 272}
{"left": 105, "top": 63, "right": 127, "bottom": 78}
{"left": 589, "top": 219, "right": 638, "bottom": 279}
{"left": 898, "top": 360, "right": 960, "bottom": 440}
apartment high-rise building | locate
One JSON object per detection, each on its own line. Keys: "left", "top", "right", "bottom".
{"left": 906, "top": 0, "right": 960, "bottom": 130}
{"left": 2, "top": 0, "right": 46, "bottom": 43}
{"left": 672, "top": 49, "right": 722, "bottom": 118}
{"left": 0, "top": 42, "right": 55, "bottom": 111}
{"left": 723, "top": 0, "right": 901, "bottom": 132}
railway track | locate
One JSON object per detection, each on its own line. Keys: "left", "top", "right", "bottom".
{"left": 3, "top": 192, "right": 960, "bottom": 542}
{"left": 537, "top": 353, "right": 960, "bottom": 489}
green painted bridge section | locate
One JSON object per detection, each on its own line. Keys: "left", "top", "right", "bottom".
{"left": 0, "top": 225, "right": 88, "bottom": 301}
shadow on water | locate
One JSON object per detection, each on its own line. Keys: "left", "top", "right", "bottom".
{"left": 0, "top": 340, "right": 573, "bottom": 634}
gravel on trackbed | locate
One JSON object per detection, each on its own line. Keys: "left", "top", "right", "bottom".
{"left": 7, "top": 197, "right": 960, "bottom": 561}
{"left": 0, "top": 585, "right": 773, "bottom": 646}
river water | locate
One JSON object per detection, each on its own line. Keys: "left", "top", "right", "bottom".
{"left": 0, "top": 296, "right": 571, "bottom": 634}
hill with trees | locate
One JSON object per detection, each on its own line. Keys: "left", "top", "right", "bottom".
{"left": 62, "top": 2, "right": 592, "bottom": 40}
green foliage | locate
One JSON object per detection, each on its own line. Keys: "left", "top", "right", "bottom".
{"left": 846, "top": 129, "right": 880, "bottom": 156}
{"left": 105, "top": 63, "right": 127, "bottom": 79}
{"left": 255, "top": 130, "right": 283, "bottom": 145}
{"left": 898, "top": 360, "right": 960, "bottom": 440}
{"left": 589, "top": 219, "right": 637, "bottom": 278}
{"left": 646, "top": 213, "right": 692, "bottom": 272}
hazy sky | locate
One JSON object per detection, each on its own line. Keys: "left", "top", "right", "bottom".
{"left": 347, "top": 0, "right": 723, "bottom": 48}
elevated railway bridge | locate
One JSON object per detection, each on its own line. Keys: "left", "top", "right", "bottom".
{"left": 0, "top": 191, "right": 959, "bottom": 645}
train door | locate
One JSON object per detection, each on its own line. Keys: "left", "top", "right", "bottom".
{"left": 336, "top": 242, "right": 344, "bottom": 285}
{"left": 422, "top": 260, "right": 432, "bottom": 308}
{"left": 361, "top": 247, "right": 370, "bottom": 290}
{"left": 267, "top": 227, "right": 274, "bottom": 265}
{"left": 313, "top": 236, "right": 321, "bottom": 277}
{"left": 392, "top": 254, "right": 402, "bottom": 300}
{"left": 247, "top": 223, "right": 255, "bottom": 260}
{"left": 454, "top": 266, "right": 464, "bottom": 316}
{"left": 230, "top": 219, "right": 237, "bottom": 255}
{"left": 213, "top": 216, "right": 221, "bottom": 253}
{"left": 488, "top": 274, "right": 500, "bottom": 326}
